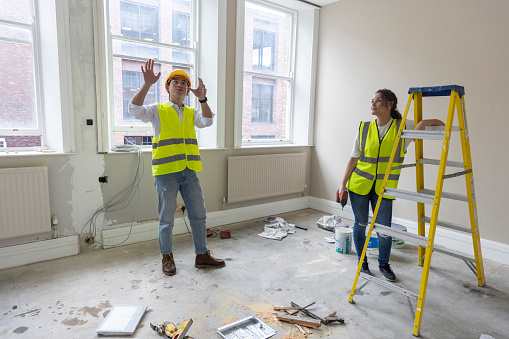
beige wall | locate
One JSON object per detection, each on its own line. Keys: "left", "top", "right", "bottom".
{"left": 312, "top": 0, "right": 509, "bottom": 245}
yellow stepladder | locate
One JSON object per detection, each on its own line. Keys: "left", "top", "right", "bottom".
{"left": 347, "top": 85, "right": 485, "bottom": 337}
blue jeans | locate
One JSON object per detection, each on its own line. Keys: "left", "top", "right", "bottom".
{"left": 154, "top": 168, "right": 207, "bottom": 255}
{"left": 349, "top": 184, "right": 393, "bottom": 266}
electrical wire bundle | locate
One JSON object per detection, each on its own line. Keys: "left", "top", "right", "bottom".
{"left": 81, "top": 143, "right": 144, "bottom": 247}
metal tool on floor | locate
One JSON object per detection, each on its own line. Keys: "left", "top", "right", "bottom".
{"left": 150, "top": 319, "right": 193, "bottom": 339}
{"left": 348, "top": 85, "right": 485, "bottom": 337}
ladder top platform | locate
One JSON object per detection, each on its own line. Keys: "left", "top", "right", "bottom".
{"left": 408, "top": 85, "right": 465, "bottom": 98}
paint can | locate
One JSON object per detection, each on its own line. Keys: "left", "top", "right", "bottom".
{"left": 391, "top": 223, "right": 407, "bottom": 249}
{"left": 335, "top": 227, "right": 352, "bottom": 254}
{"left": 365, "top": 228, "right": 379, "bottom": 257}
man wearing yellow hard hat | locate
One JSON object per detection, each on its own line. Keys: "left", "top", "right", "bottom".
{"left": 129, "top": 59, "right": 225, "bottom": 276}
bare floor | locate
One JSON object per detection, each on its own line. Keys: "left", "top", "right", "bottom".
{"left": 1, "top": 208, "right": 508, "bottom": 338}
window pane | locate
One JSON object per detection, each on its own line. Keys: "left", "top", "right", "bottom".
{"left": 242, "top": 75, "right": 290, "bottom": 141}
{"left": 0, "top": 39, "right": 37, "bottom": 129}
{"left": 244, "top": 2, "right": 292, "bottom": 77}
{"left": 0, "top": 0, "right": 31, "bottom": 24}
{"left": 112, "top": 39, "right": 193, "bottom": 65}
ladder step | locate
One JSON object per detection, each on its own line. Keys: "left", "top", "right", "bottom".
{"left": 419, "top": 158, "right": 464, "bottom": 168}
{"left": 372, "top": 223, "right": 428, "bottom": 247}
{"left": 383, "top": 188, "right": 434, "bottom": 204}
{"left": 359, "top": 273, "right": 418, "bottom": 299}
{"left": 419, "top": 189, "right": 468, "bottom": 202}
{"left": 420, "top": 217, "right": 471, "bottom": 233}
{"left": 424, "top": 125, "right": 460, "bottom": 132}
{"left": 433, "top": 244, "right": 476, "bottom": 263}
{"left": 401, "top": 130, "right": 445, "bottom": 140}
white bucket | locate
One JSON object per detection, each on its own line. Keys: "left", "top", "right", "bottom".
{"left": 335, "top": 227, "right": 352, "bottom": 254}
{"left": 365, "top": 228, "right": 379, "bottom": 257}
{"left": 391, "top": 223, "right": 407, "bottom": 249}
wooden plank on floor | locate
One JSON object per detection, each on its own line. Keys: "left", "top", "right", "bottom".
{"left": 275, "top": 314, "right": 321, "bottom": 328}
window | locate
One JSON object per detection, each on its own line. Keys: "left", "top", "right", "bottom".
{"left": 0, "top": 0, "right": 39, "bottom": 148}
{"left": 251, "top": 83, "right": 273, "bottom": 123}
{"left": 95, "top": 0, "right": 227, "bottom": 151}
{"left": 99, "top": 0, "right": 195, "bottom": 148}
{"left": 235, "top": 0, "right": 319, "bottom": 147}
{"left": 237, "top": 1, "right": 294, "bottom": 144}
{"left": 124, "top": 136, "right": 152, "bottom": 145}
{"left": 172, "top": 12, "right": 190, "bottom": 62}
{"left": 252, "top": 28, "right": 275, "bottom": 71}
{"left": 122, "top": 70, "right": 158, "bottom": 121}
{"left": 0, "top": 0, "right": 74, "bottom": 152}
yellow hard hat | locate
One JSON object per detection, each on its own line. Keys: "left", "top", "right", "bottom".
{"left": 165, "top": 69, "right": 191, "bottom": 87}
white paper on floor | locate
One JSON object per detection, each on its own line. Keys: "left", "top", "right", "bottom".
{"left": 258, "top": 217, "right": 295, "bottom": 240}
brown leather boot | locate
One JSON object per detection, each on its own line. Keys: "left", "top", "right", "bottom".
{"left": 162, "top": 253, "right": 176, "bottom": 276}
{"left": 195, "top": 250, "right": 225, "bottom": 268}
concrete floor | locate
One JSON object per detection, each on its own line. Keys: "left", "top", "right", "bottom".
{"left": 1, "top": 208, "right": 508, "bottom": 339}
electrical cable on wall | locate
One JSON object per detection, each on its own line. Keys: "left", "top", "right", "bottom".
{"left": 81, "top": 141, "right": 144, "bottom": 246}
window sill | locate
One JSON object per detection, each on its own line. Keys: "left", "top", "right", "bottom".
{"left": 0, "top": 151, "right": 76, "bottom": 158}
{"left": 234, "top": 143, "right": 314, "bottom": 150}
{"left": 105, "top": 146, "right": 228, "bottom": 155}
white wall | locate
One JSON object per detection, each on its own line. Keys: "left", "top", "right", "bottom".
{"left": 312, "top": 0, "right": 509, "bottom": 245}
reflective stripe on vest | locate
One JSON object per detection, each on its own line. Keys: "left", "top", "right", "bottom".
{"left": 152, "top": 103, "right": 202, "bottom": 176}
{"left": 347, "top": 119, "right": 406, "bottom": 198}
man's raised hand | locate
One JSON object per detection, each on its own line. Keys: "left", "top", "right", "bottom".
{"left": 141, "top": 59, "right": 161, "bottom": 85}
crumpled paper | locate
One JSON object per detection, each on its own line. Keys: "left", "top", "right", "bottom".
{"left": 258, "top": 217, "right": 296, "bottom": 240}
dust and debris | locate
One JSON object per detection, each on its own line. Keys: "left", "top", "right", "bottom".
{"left": 14, "top": 309, "right": 41, "bottom": 317}
{"left": 281, "top": 329, "right": 307, "bottom": 339}
{"left": 12, "top": 305, "right": 18, "bottom": 310}
{"left": 243, "top": 303, "right": 277, "bottom": 325}
{"left": 79, "top": 306, "right": 101, "bottom": 318}
{"left": 131, "top": 279, "right": 142, "bottom": 289}
{"left": 380, "top": 291, "right": 391, "bottom": 296}
{"left": 222, "top": 315, "right": 240, "bottom": 325}
{"left": 13, "top": 326, "right": 28, "bottom": 334}
{"left": 61, "top": 317, "right": 88, "bottom": 326}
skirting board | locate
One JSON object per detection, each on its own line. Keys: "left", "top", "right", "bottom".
{"left": 311, "top": 196, "right": 509, "bottom": 266}
{"left": 0, "top": 235, "right": 79, "bottom": 270}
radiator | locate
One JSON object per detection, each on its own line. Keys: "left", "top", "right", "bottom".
{"left": 227, "top": 153, "right": 306, "bottom": 203}
{"left": 0, "top": 166, "right": 51, "bottom": 240}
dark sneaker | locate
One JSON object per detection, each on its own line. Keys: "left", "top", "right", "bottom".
{"left": 162, "top": 253, "right": 176, "bottom": 276}
{"left": 195, "top": 250, "right": 225, "bottom": 268}
{"left": 379, "top": 263, "right": 396, "bottom": 281}
{"left": 360, "top": 261, "right": 372, "bottom": 275}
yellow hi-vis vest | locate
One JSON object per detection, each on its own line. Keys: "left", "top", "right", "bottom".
{"left": 151, "top": 103, "right": 202, "bottom": 176}
{"left": 347, "top": 119, "right": 406, "bottom": 199}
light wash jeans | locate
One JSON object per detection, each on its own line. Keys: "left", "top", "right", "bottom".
{"left": 154, "top": 168, "right": 207, "bottom": 255}
{"left": 349, "top": 184, "right": 393, "bottom": 266}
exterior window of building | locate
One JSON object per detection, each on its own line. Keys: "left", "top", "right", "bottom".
{"left": 124, "top": 135, "right": 152, "bottom": 145}
{"left": 252, "top": 28, "right": 275, "bottom": 71}
{"left": 122, "top": 70, "right": 158, "bottom": 121}
{"left": 172, "top": 11, "right": 190, "bottom": 63}
{"left": 251, "top": 83, "right": 273, "bottom": 123}
{"left": 240, "top": 1, "right": 293, "bottom": 143}
{"left": 0, "top": 0, "right": 41, "bottom": 148}
{"left": 103, "top": 0, "right": 195, "bottom": 147}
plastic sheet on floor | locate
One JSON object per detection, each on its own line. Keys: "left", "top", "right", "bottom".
{"left": 258, "top": 217, "right": 295, "bottom": 241}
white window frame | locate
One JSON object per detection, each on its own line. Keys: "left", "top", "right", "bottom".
{"left": 0, "top": 0, "right": 75, "bottom": 153}
{"left": 235, "top": 0, "right": 319, "bottom": 148}
{"left": 93, "top": 0, "right": 226, "bottom": 153}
